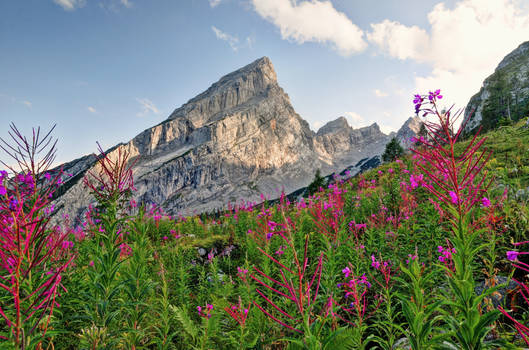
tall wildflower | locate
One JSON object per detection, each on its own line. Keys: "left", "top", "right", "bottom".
{"left": 250, "top": 207, "right": 328, "bottom": 348}
{"left": 499, "top": 241, "right": 529, "bottom": 345}
{"left": 0, "top": 124, "right": 74, "bottom": 349}
{"left": 412, "top": 91, "right": 504, "bottom": 347}
{"left": 79, "top": 144, "right": 137, "bottom": 348}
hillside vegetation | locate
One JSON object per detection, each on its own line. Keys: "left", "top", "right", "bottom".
{"left": 1, "top": 94, "right": 529, "bottom": 349}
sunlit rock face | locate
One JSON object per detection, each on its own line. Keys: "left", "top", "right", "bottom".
{"left": 464, "top": 41, "right": 529, "bottom": 134}
{"left": 52, "top": 57, "right": 421, "bottom": 221}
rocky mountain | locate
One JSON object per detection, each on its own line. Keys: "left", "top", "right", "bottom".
{"left": 395, "top": 116, "right": 423, "bottom": 148}
{"left": 53, "top": 57, "right": 421, "bottom": 221}
{"left": 464, "top": 41, "right": 529, "bottom": 133}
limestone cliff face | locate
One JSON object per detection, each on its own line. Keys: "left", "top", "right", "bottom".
{"left": 464, "top": 41, "right": 529, "bottom": 133}
{"left": 395, "top": 116, "right": 423, "bottom": 148}
{"left": 53, "top": 57, "right": 420, "bottom": 221}
{"left": 313, "top": 118, "right": 390, "bottom": 171}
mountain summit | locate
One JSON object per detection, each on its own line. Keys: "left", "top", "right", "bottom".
{"left": 53, "top": 57, "right": 420, "bottom": 220}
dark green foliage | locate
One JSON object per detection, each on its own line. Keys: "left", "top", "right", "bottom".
{"left": 307, "top": 169, "right": 325, "bottom": 196}
{"left": 480, "top": 70, "right": 529, "bottom": 132}
{"left": 44, "top": 121, "right": 529, "bottom": 349}
{"left": 382, "top": 137, "right": 404, "bottom": 162}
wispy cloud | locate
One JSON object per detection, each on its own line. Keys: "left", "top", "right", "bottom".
{"left": 373, "top": 89, "right": 388, "bottom": 98}
{"left": 87, "top": 106, "right": 97, "bottom": 114}
{"left": 368, "top": 0, "right": 529, "bottom": 109}
{"left": 53, "top": 0, "right": 86, "bottom": 11}
{"left": 99, "top": 0, "right": 134, "bottom": 12}
{"left": 209, "top": 0, "right": 222, "bottom": 8}
{"left": 212, "top": 26, "right": 239, "bottom": 51}
{"left": 136, "top": 98, "right": 160, "bottom": 117}
{"left": 0, "top": 93, "right": 32, "bottom": 108}
{"left": 251, "top": 0, "right": 366, "bottom": 56}
{"left": 120, "top": 0, "right": 132, "bottom": 8}
{"left": 343, "top": 112, "right": 365, "bottom": 127}
{"left": 246, "top": 36, "right": 256, "bottom": 49}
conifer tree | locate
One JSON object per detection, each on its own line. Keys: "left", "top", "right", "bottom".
{"left": 307, "top": 169, "right": 325, "bottom": 196}
{"left": 382, "top": 137, "right": 404, "bottom": 163}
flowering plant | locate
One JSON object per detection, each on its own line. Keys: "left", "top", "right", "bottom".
{"left": 412, "top": 90, "right": 505, "bottom": 348}
{"left": 0, "top": 124, "right": 74, "bottom": 349}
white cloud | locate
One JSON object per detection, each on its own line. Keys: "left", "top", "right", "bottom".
{"left": 246, "top": 36, "right": 255, "bottom": 49}
{"left": 368, "top": 20, "right": 429, "bottom": 61}
{"left": 343, "top": 111, "right": 364, "bottom": 126}
{"left": 209, "top": 0, "right": 222, "bottom": 7}
{"left": 373, "top": 89, "right": 389, "bottom": 98}
{"left": 53, "top": 0, "right": 86, "bottom": 11}
{"left": 87, "top": 106, "right": 97, "bottom": 113}
{"left": 368, "top": 0, "right": 529, "bottom": 110}
{"left": 22, "top": 101, "right": 32, "bottom": 108}
{"left": 251, "top": 0, "right": 367, "bottom": 56}
{"left": 120, "top": 0, "right": 132, "bottom": 8}
{"left": 212, "top": 26, "right": 239, "bottom": 51}
{"left": 136, "top": 98, "right": 160, "bottom": 117}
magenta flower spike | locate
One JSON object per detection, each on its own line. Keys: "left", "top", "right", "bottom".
{"left": 0, "top": 124, "right": 75, "bottom": 347}
{"left": 250, "top": 208, "right": 327, "bottom": 334}
{"left": 499, "top": 241, "right": 529, "bottom": 346}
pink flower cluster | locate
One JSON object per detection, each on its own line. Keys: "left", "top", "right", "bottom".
{"left": 197, "top": 303, "right": 213, "bottom": 319}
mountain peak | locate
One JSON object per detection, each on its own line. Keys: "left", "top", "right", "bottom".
{"left": 396, "top": 116, "right": 423, "bottom": 148}
{"left": 213, "top": 56, "right": 277, "bottom": 89}
{"left": 496, "top": 41, "right": 529, "bottom": 70}
{"left": 168, "top": 56, "right": 279, "bottom": 124}
{"left": 316, "top": 116, "right": 350, "bottom": 135}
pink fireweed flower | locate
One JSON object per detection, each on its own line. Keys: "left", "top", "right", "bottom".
{"left": 336, "top": 272, "right": 377, "bottom": 328}
{"left": 275, "top": 245, "right": 285, "bottom": 256}
{"left": 406, "top": 254, "right": 417, "bottom": 264}
{"left": 197, "top": 303, "right": 213, "bottom": 319}
{"left": 437, "top": 245, "right": 456, "bottom": 273}
{"left": 61, "top": 240, "right": 74, "bottom": 250}
{"left": 507, "top": 251, "right": 519, "bottom": 261}
{"left": 224, "top": 297, "right": 251, "bottom": 327}
{"left": 371, "top": 255, "right": 381, "bottom": 269}
{"left": 499, "top": 241, "right": 529, "bottom": 345}
{"left": 237, "top": 266, "right": 249, "bottom": 282}
{"left": 207, "top": 248, "right": 216, "bottom": 262}
{"left": 449, "top": 191, "right": 459, "bottom": 205}
{"left": 342, "top": 266, "right": 352, "bottom": 278}
{"left": 428, "top": 89, "right": 443, "bottom": 102}
{"left": 370, "top": 256, "right": 395, "bottom": 289}
{"left": 119, "top": 243, "right": 132, "bottom": 258}
{"left": 481, "top": 197, "right": 491, "bottom": 208}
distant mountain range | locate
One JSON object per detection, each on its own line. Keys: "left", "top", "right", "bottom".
{"left": 52, "top": 56, "right": 423, "bottom": 221}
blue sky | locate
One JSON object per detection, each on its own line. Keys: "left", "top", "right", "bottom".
{"left": 1, "top": 0, "right": 529, "bottom": 165}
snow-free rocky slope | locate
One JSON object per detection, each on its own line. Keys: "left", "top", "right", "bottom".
{"left": 464, "top": 41, "right": 529, "bottom": 133}
{"left": 53, "top": 57, "right": 420, "bottom": 220}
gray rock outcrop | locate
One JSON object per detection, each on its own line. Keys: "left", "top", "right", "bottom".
{"left": 52, "top": 57, "right": 421, "bottom": 222}
{"left": 464, "top": 41, "right": 529, "bottom": 133}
